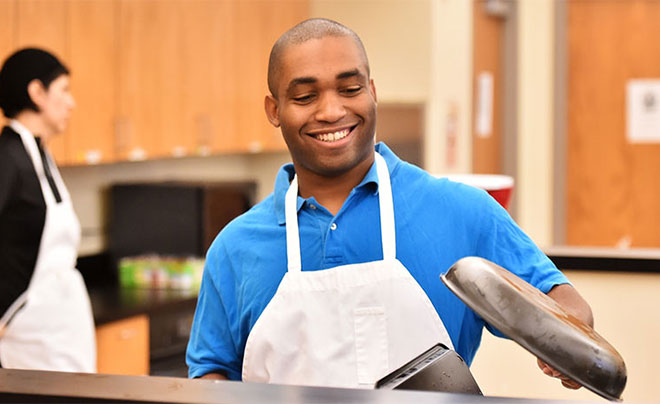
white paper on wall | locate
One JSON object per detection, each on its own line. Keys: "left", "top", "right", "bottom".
{"left": 626, "top": 79, "right": 660, "bottom": 143}
{"left": 476, "top": 71, "right": 494, "bottom": 138}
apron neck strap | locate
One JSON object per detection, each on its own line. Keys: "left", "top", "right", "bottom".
{"left": 285, "top": 151, "right": 396, "bottom": 273}
{"left": 285, "top": 175, "right": 302, "bottom": 273}
{"left": 375, "top": 152, "right": 396, "bottom": 260}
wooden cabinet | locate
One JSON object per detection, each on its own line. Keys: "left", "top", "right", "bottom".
{"left": 96, "top": 314, "right": 149, "bottom": 376}
{"left": 234, "top": 0, "right": 308, "bottom": 154}
{"left": 181, "top": 0, "right": 238, "bottom": 155}
{"left": 117, "top": 0, "right": 186, "bottom": 161}
{"left": 14, "top": 0, "right": 69, "bottom": 163}
{"left": 3, "top": 0, "right": 309, "bottom": 165}
{"left": 0, "top": 1, "right": 16, "bottom": 69}
{"left": 67, "top": 0, "right": 117, "bottom": 164}
{"left": 260, "top": 0, "right": 308, "bottom": 151}
{"left": 179, "top": 0, "right": 308, "bottom": 156}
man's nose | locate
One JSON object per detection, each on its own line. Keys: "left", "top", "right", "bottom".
{"left": 314, "top": 92, "right": 346, "bottom": 123}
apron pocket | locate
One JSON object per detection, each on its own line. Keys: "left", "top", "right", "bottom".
{"left": 354, "top": 306, "right": 388, "bottom": 386}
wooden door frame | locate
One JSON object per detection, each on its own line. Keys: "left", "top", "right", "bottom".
{"left": 501, "top": 1, "right": 518, "bottom": 217}
{"left": 553, "top": 0, "right": 567, "bottom": 245}
{"left": 472, "top": 0, "right": 519, "bottom": 217}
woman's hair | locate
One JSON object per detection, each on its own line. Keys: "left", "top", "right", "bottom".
{"left": 0, "top": 48, "right": 69, "bottom": 118}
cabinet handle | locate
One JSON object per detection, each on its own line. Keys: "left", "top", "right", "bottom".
{"left": 114, "top": 117, "right": 127, "bottom": 156}
{"left": 119, "top": 328, "right": 137, "bottom": 340}
{"left": 196, "top": 114, "right": 212, "bottom": 155}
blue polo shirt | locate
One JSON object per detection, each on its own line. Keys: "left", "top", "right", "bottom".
{"left": 186, "top": 142, "right": 569, "bottom": 380}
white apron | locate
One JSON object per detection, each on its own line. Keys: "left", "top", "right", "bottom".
{"left": 242, "top": 152, "right": 453, "bottom": 388}
{"left": 0, "top": 121, "right": 96, "bottom": 372}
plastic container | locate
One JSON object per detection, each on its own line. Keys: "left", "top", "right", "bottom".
{"left": 439, "top": 174, "right": 514, "bottom": 210}
{"left": 118, "top": 255, "right": 204, "bottom": 290}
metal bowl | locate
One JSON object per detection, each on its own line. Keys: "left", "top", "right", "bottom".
{"left": 441, "top": 256, "right": 627, "bottom": 401}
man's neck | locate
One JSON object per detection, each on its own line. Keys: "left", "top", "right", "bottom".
{"left": 13, "top": 111, "right": 53, "bottom": 143}
{"left": 296, "top": 157, "right": 374, "bottom": 216}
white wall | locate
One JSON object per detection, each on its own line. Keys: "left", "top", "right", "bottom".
{"left": 310, "top": 0, "right": 431, "bottom": 103}
{"left": 516, "top": 0, "right": 555, "bottom": 246}
{"left": 425, "top": 0, "right": 473, "bottom": 175}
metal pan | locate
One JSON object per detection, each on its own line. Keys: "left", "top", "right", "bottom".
{"left": 441, "top": 257, "right": 627, "bottom": 401}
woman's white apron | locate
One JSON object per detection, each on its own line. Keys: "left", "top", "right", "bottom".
{"left": 0, "top": 121, "right": 96, "bottom": 372}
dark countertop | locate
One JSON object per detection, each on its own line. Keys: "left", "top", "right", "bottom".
{"left": 77, "top": 252, "right": 199, "bottom": 326}
{"left": 0, "top": 368, "right": 591, "bottom": 404}
{"left": 89, "top": 286, "right": 198, "bottom": 326}
{"left": 545, "top": 245, "right": 660, "bottom": 272}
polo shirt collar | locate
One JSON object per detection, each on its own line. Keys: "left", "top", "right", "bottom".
{"left": 273, "top": 142, "right": 401, "bottom": 225}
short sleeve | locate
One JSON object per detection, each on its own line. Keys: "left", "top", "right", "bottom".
{"left": 186, "top": 239, "right": 243, "bottom": 380}
{"left": 474, "top": 191, "right": 570, "bottom": 337}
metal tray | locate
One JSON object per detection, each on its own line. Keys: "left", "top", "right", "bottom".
{"left": 441, "top": 257, "right": 627, "bottom": 401}
{"left": 376, "top": 343, "right": 482, "bottom": 395}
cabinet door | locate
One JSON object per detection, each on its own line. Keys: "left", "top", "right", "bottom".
{"left": 181, "top": 0, "right": 308, "bottom": 156}
{"left": 117, "top": 0, "right": 183, "bottom": 161}
{"left": 180, "top": 0, "right": 238, "bottom": 155}
{"left": 15, "top": 0, "right": 69, "bottom": 163}
{"left": 67, "top": 0, "right": 117, "bottom": 165}
{"left": 0, "top": 0, "right": 16, "bottom": 71}
{"left": 96, "top": 314, "right": 150, "bottom": 375}
{"left": 233, "top": 0, "right": 304, "bottom": 154}
{"left": 255, "top": 0, "right": 308, "bottom": 152}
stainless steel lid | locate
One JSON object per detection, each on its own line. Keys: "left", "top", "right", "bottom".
{"left": 441, "top": 257, "right": 627, "bottom": 401}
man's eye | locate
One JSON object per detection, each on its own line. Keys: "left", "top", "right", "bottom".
{"left": 342, "top": 86, "right": 362, "bottom": 95}
{"left": 292, "top": 94, "right": 315, "bottom": 103}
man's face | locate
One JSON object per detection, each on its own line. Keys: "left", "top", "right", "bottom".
{"left": 265, "top": 35, "right": 377, "bottom": 179}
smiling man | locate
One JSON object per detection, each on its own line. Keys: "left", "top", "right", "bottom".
{"left": 186, "top": 18, "right": 592, "bottom": 390}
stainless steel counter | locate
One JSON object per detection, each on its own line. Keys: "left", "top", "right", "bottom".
{"left": 0, "top": 368, "right": 591, "bottom": 404}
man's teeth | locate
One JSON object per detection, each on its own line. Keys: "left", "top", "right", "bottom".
{"left": 315, "top": 128, "right": 350, "bottom": 142}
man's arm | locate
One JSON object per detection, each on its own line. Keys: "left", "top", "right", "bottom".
{"left": 538, "top": 283, "right": 594, "bottom": 389}
{"left": 186, "top": 241, "right": 241, "bottom": 381}
{"left": 547, "top": 283, "right": 593, "bottom": 327}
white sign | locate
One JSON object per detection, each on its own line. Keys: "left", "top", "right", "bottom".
{"left": 476, "top": 71, "right": 494, "bottom": 138}
{"left": 626, "top": 79, "right": 660, "bottom": 143}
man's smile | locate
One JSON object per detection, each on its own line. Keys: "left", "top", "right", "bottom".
{"left": 306, "top": 124, "right": 358, "bottom": 143}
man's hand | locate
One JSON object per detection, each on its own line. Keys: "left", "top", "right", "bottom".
{"left": 200, "top": 372, "right": 228, "bottom": 381}
{"left": 537, "top": 358, "right": 581, "bottom": 389}
{"left": 539, "top": 283, "right": 593, "bottom": 390}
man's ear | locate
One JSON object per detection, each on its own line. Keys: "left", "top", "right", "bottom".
{"left": 369, "top": 78, "right": 377, "bottom": 104}
{"left": 27, "top": 79, "right": 47, "bottom": 108}
{"left": 264, "top": 95, "right": 280, "bottom": 127}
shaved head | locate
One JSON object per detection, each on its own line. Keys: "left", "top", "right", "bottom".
{"left": 267, "top": 18, "right": 370, "bottom": 97}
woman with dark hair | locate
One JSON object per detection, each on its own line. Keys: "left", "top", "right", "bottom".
{"left": 0, "top": 48, "right": 96, "bottom": 372}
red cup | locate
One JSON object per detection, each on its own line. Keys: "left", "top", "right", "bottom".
{"left": 439, "top": 174, "right": 515, "bottom": 210}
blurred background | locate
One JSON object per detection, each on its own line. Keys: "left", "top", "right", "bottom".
{"left": 1, "top": 0, "right": 658, "bottom": 402}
